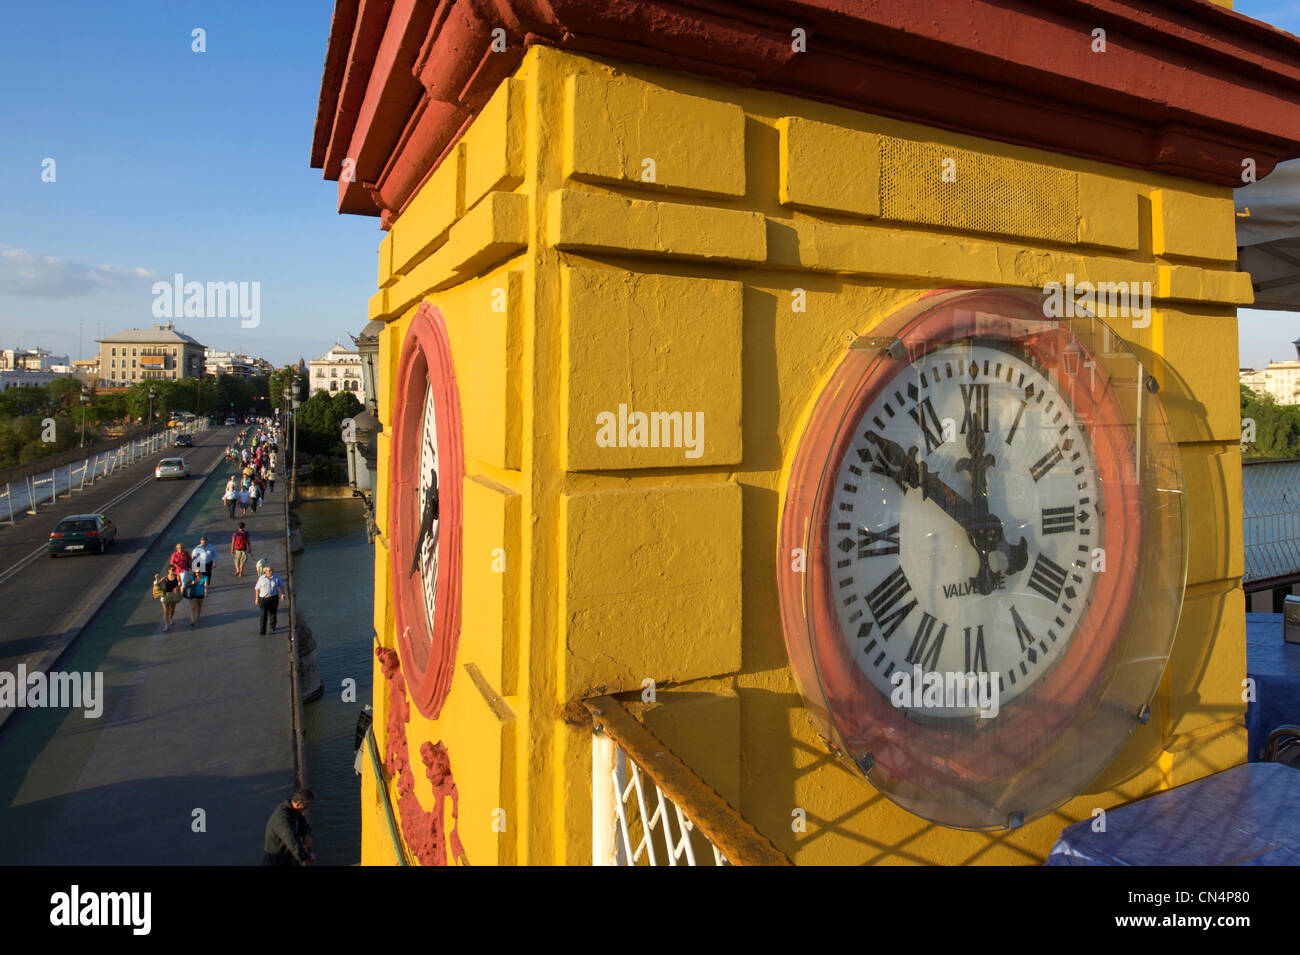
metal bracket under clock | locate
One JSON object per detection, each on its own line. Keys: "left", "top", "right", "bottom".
{"left": 849, "top": 335, "right": 906, "bottom": 360}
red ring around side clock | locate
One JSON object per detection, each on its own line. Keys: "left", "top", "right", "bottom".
{"left": 778, "top": 289, "right": 1142, "bottom": 789}
{"left": 390, "top": 302, "right": 465, "bottom": 720}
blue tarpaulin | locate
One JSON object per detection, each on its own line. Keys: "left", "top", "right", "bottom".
{"left": 1047, "top": 763, "right": 1300, "bottom": 865}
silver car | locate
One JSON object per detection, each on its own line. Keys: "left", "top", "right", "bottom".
{"left": 155, "top": 457, "right": 190, "bottom": 480}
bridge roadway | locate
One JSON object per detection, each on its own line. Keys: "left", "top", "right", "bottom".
{"left": 0, "top": 425, "right": 297, "bottom": 864}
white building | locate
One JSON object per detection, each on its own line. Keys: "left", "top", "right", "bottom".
{"left": 308, "top": 342, "right": 366, "bottom": 400}
{"left": 0, "top": 370, "right": 64, "bottom": 391}
{"left": 1, "top": 348, "right": 70, "bottom": 372}
{"left": 1241, "top": 340, "right": 1300, "bottom": 404}
{"left": 205, "top": 350, "right": 273, "bottom": 379}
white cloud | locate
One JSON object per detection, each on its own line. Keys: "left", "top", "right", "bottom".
{"left": 0, "top": 245, "right": 157, "bottom": 299}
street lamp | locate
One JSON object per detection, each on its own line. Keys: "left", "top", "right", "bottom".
{"left": 79, "top": 387, "right": 90, "bottom": 448}
{"left": 346, "top": 321, "right": 383, "bottom": 515}
{"left": 148, "top": 388, "right": 157, "bottom": 429}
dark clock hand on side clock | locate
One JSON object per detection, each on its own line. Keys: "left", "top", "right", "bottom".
{"left": 866, "top": 429, "right": 1026, "bottom": 595}
{"left": 956, "top": 426, "right": 1028, "bottom": 595}
{"left": 410, "top": 471, "right": 440, "bottom": 577}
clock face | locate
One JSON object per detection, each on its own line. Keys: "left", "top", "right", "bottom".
{"left": 391, "top": 303, "right": 464, "bottom": 719}
{"left": 777, "top": 289, "right": 1187, "bottom": 830}
{"left": 415, "top": 382, "right": 441, "bottom": 674}
{"left": 828, "top": 341, "right": 1101, "bottom": 718}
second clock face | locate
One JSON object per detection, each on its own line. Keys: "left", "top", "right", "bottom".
{"left": 417, "top": 380, "right": 441, "bottom": 672}
{"left": 827, "top": 340, "right": 1102, "bottom": 718}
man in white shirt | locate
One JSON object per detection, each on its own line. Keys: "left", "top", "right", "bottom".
{"left": 191, "top": 535, "right": 217, "bottom": 585}
{"left": 253, "top": 565, "right": 286, "bottom": 635}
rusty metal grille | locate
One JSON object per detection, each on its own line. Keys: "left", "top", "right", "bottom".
{"left": 878, "top": 139, "right": 1075, "bottom": 244}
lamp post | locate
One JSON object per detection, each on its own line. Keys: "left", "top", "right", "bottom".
{"left": 148, "top": 388, "right": 156, "bottom": 429}
{"left": 348, "top": 321, "right": 384, "bottom": 538}
{"left": 79, "top": 386, "right": 89, "bottom": 448}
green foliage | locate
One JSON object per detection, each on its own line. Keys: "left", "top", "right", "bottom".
{"left": 306, "top": 455, "right": 347, "bottom": 486}
{"left": 1241, "top": 385, "right": 1300, "bottom": 459}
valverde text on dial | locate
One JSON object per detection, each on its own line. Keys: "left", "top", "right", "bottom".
{"left": 890, "top": 665, "right": 1001, "bottom": 719}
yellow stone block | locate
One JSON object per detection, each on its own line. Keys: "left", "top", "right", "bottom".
{"left": 462, "top": 78, "right": 525, "bottom": 212}
{"left": 561, "top": 266, "right": 743, "bottom": 469}
{"left": 777, "top": 116, "right": 879, "bottom": 218}
{"left": 1164, "top": 582, "right": 1246, "bottom": 738}
{"left": 441, "top": 269, "right": 522, "bottom": 471}
{"left": 461, "top": 474, "right": 522, "bottom": 695}
{"left": 1157, "top": 264, "right": 1254, "bottom": 305}
{"left": 547, "top": 189, "right": 766, "bottom": 263}
{"left": 1167, "top": 723, "right": 1246, "bottom": 785}
{"left": 637, "top": 680, "right": 741, "bottom": 806}
{"left": 1147, "top": 308, "right": 1240, "bottom": 443}
{"left": 387, "top": 192, "right": 528, "bottom": 316}
{"left": 561, "top": 483, "right": 743, "bottom": 697}
{"left": 1179, "top": 443, "right": 1244, "bottom": 586}
{"left": 565, "top": 73, "right": 746, "bottom": 198}
{"left": 1076, "top": 173, "right": 1139, "bottom": 251}
{"left": 378, "top": 230, "right": 396, "bottom": 288}
{"left": 1151, "top": 189, "right": 1238, "bottom": 262}
{"left": 390, "top": 152, "right": 461, "bottom": 275}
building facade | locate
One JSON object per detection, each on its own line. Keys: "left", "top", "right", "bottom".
{"left": 312, "top": 0, "right": 1300, "bottom": 865}
{"left": 205, "top": 349, "right": 273, "bottom": 379}
{"left": 96, "top": 322, "right": 205, "bottom": 385}
{"left": 308, "top": 342, "right": 365, "bottom": 399}
{"left": 0, "top": 348, "right": 70, "bottom": 372}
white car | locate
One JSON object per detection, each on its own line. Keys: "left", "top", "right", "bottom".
{"left": 155, "top": 457, "right": 190, "bottom": 480}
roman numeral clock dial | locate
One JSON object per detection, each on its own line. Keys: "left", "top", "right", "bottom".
{"left": 391, "top": 303, "right": 466, "bottom": 720}
{"left": 776, "top": 289, "right": 1186, "bottom": 830}
{"left": 830, "top": 342, "right": 1098, "bottom": 714}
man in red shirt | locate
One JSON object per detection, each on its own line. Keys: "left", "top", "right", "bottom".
{"left": 231, "top": 523, "right": 251, "bottom": 577}
{"left": 169, "top": 542, "right": 191, "bottom": 576}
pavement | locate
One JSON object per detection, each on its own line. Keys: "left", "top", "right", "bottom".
{"left": 0, "top": 429, "right": 297, "bottom": 864}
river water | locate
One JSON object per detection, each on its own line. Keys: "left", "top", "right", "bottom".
{"left": 293, "top": 498, "right": 373, "bottom": 866}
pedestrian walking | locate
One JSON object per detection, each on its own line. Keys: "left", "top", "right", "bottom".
{"left": 186, "top": 569, "right": 207, "bottom": 627}
{"left": 249, "top": 480, "right": 261, "bottom": 513}
{"left": 253, "top": 564, "right": 286, "bottom": 635}
{"left": 267, "top": 467, "right": 276, "bottom": 493}
{"left": 222, "top": 480, "right": 238, "bottom": 519}
{"left": 262, "top": 790, "right": 314, "bottom": 866}
{"left": 155, "top": 566, "right": 182, "bottom": 631}
{"left": 169, "top": 542, "right": 191, "bottom": 576}
{"left": 231, "top": 522, "right": 251, "bottom": 577}
{"left": 238, "top": 485, "right": 250, "bottom": 517}
{"left": 191, "top": 535, "right": 216, "bottom": 585}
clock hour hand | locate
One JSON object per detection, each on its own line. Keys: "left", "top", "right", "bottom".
{"left": 956, "top": 427, "right": 1027, "bottom": 595}
{"left": 410, "top": 472, "right": 440, "bottom": 577}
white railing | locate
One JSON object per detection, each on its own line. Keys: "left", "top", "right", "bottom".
{"left": 5, "top": 426, "right": 175, "bottom": 515}
{"left": 594, "top": 733, "right": 727, "bottom": 866}
{"left": 586, "top": 696, "right": 790, "bottom": 867}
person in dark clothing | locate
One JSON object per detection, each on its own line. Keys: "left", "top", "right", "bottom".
{"left": 262, "top": 789, "right": 315, "bottom": 865}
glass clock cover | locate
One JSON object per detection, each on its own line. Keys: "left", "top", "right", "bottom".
{"left": 776, "top": 288, "right": 1186, "bottom": 830}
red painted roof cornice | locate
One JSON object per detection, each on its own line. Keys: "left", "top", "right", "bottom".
{"left": 311, "top": 0, "right": 1300, "bottom": 222}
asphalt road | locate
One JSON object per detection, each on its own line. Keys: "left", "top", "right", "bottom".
{"left": 0, "top": 426, "right": 234, "bottom": 682}
{"left": 0, "top": 423, "right": 298, "bottom": 864}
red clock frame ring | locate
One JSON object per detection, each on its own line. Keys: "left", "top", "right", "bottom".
{"left": 777, "top": 288, "right": 1179, "bottom": 826}
{"left": 391, "top": 302, "right": 465, "bottom": 720}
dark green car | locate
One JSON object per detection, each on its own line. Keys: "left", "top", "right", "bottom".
{"left": 47, "top": 514, "right": 117, "bottom": 557}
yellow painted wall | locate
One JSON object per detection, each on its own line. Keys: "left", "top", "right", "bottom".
{"left": 362, "top": 45, "right": 1248, "bottom": 865}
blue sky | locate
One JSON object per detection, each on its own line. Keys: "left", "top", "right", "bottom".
{"left": 0, "top": 0, "right": 1297, "bottom": 369}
